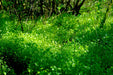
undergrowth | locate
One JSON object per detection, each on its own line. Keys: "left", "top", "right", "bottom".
{"left": 0, "top": 4, "right": 113, "bottom": 75}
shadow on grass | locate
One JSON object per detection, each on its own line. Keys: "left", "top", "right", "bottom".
{"left": 0, "top": 37, "right": 32, "bottom": 75}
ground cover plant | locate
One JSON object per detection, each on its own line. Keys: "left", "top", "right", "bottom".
{"left": 0, "top": 0, "right": 113, "bottom": 75}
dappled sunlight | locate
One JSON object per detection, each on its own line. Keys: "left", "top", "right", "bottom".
{"left": 0, "top": 0, "right": 113, "bottom": 74}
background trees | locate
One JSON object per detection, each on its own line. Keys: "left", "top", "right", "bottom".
{"left": 1, "top": 0, "right": 86, "bottom": 17}
{"left": 0, "top": 0, "right": 86, "bottom": 32}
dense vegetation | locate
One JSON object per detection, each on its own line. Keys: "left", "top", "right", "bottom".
{"left": 0, "top": 0, "right": 113, "bottom": 75}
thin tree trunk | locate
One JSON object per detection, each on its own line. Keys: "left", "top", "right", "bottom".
{"left": 100, "top": 1, "right": 112, "bottom": 28}
{"left": 51, "top": 0, "right": 56, "bottom": 15}
{"left": 65, "top": 0, "right": 71, "bottom": 11}
{"left": 72, "top": 0, "right": 85, "bottom": 16}
{"left": 40, "top": 0, "right": 44, "bottom": 15}
{"left": 0, "top": 1, "right": 2, "bottom": 10}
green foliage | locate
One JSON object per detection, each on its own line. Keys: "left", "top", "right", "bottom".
{"left": 0, "top": 0, "right": 113, "bottom": 75}
{"left": 0, "top": 57, "right": 16, "bottom": 75}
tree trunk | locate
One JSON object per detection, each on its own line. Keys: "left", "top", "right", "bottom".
{"left": 72, "top": 0, "right": 85, "bottom": 16}
{"left": 40, "top": 0, "right": 44, "bottom": 15}
{"left": 51, "top": 0, "right": 56, "bottom": 15}
{"left": 100, "top": 1, "right": 112, "bottom": 28}
{"left": 0, "top": 1, "right": 2, "bottom": 10}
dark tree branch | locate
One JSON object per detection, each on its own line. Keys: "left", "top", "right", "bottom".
{"left": 72, "top": 0, "right": 85, "bottom": 16}
{"left": 78, "top": 0, "right": 85, "bottom": 8}
{"left": 100, "top": 1, "right": 112, "bottom": 28}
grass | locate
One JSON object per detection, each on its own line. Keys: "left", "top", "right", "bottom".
{"left": 0, "top": 5, "right": 113, "bottom": 75}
